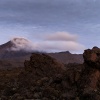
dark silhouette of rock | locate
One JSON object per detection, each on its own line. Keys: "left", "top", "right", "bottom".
{"left": 17, "top": 53, "right": 80, "bottom": 99}
{"left": 24, "top": 53, "right": 65, "bottom": 75}
{"left": 79, "top": 46, "right": 100, "bottom": 100}
{"left": 83, "top": 46, "right": 100, "bottom": 69}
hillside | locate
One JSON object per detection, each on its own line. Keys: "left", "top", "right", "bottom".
{"left": 0, "top": 38, "right": 83, "bottom": 69}
{"left": 48, "top": 51, "right": 83, "bottom": 64}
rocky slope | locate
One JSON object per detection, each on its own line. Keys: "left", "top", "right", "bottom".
{"left": 78, "top": 46, "right": 100, "bottom": 100}
{"left": 0, "top": 52, "right": 80, "bottom": 100}
{"left": 0, "top": 46, "right": 100, "bottom": 99}
{"left": 17, "top": 53, "right": 83, "bottom": 100}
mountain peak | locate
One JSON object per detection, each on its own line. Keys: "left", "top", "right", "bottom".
{"left": 10, "top": 37, "right": 34, "bottom": 51}
{"left": 11, "top": 37, "right": 29, "bottom": 43}
{"left": 11, "top": 37, "right": 30, "bottom": 47}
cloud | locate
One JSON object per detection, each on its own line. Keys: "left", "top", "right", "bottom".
{"left": 0, "top": 0, "right": 100, "bottom": 26}
{"left": 44, "top": 32, "right": 78, "bottom": 41}
{"left": 10, "top": 37, "right": 37, "bottom": 51}
{"left": 9, "top": 32, "right": 85, "bottom": 53}
{"left": 0, "top": 0, "right": 100, "bottom": 53}
{"left": 36, "top": 41, "right": 85, "bottom": 53}
{"left": 34, "top": 32, "right": 85, "bottom": 53}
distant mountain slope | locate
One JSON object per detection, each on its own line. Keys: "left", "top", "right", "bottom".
{"left": 0, "top": 38, "right": 33, "bottom": 59}
{"left": 0, "top": 38, "right": 83, "bottom": 69}
{"left": 48, "top": 51, "right": 83, "bottom": 64}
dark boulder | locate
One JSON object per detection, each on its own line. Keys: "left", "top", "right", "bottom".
{"left": 79, "top": 46, "right": 100, "bottom": 100}
{"left": 83, "top": 46, "right": 100, "bottom": 69}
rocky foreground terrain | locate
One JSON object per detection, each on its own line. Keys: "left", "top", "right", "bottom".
{"left": 0, "top": 46, "right": 100, "bottom": 100}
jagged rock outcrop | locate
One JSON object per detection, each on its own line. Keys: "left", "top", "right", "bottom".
{"left": 83, "top": 46, "right": 100, "bottom": 69}
{"left": 17, "top": 53, "right": 80, "bottom": 99}
{"left": 0, "top": 52, "right": 83, "bottom": 99}
{"left": 24, "top": 53, "right": 65, "bottom": 76}
{"left": 17, "top": 47, "right": 100, "bottom": 99}
{"left": 78, "top": 46, "right": 100, "bottom": 100}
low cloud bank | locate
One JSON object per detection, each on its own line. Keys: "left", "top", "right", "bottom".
{"left": 10, "top": 32, "right": 85, "bottom": 53}
{"left": 36, "top": 41, "right": 85, "bottom": 52}
{"left": 44, "top": 32, "right": 78, "bottom": 41}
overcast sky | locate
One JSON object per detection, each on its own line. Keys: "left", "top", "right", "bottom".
{"left": 0, "top": 0, "right": 100, "bottom": 53}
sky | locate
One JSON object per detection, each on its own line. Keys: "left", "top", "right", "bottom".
{"left": 0, "top": 0, "right": 100, "bottom": 53}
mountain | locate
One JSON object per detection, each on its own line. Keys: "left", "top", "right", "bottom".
{"left": 48, "top": 51, "right": 83, "bottom": 64}
{"left": 0, "top": 38, "right": 32, "bottom": 59}
{"left": 0, "top": 37, "right": 32, "bottom": 51}
{"left": 0, "top": 38, "right": 83, "bottom": 69}
{"left": 0, "top": 38, "right": 33, "bottom": 69}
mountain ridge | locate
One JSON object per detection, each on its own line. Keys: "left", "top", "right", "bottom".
{"left": 0, "top": 38, "right": 83, "bottom": 69}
